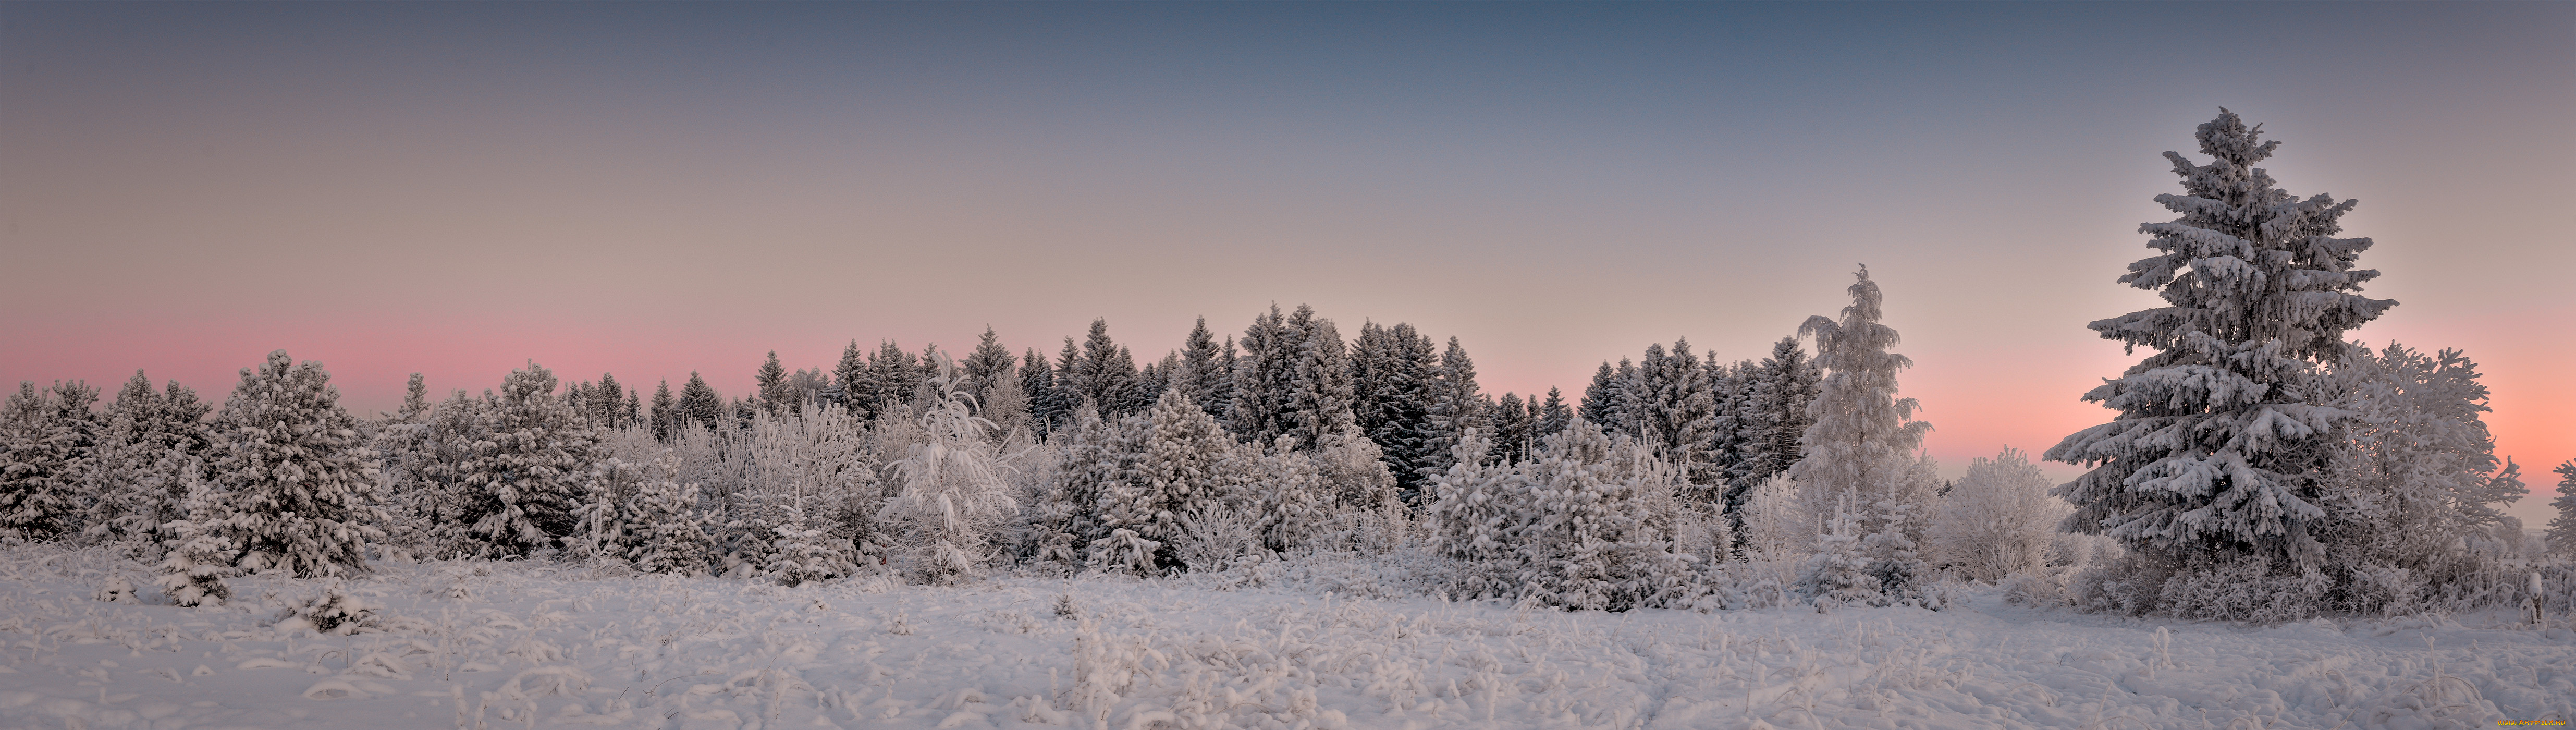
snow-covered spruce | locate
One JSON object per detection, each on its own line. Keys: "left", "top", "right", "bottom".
{"left": 157, "top": 350, "right": 386, "bottom": 604}
{"left": 2046, "top": 110, "right": 2400, "bottom": 620}
{"left": 1788, "top": 265, "right": 1938, "bottom": 607}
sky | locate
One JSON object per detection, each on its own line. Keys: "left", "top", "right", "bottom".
{"left": 4, "top": 2, "right": 2570, "bottom": 525}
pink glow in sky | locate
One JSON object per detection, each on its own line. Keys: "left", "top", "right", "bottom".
{"left": 4, "top": 3, "right": 2570, "bottom": 527}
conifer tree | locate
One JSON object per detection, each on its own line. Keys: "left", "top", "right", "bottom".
{"left": 87, "top": 371, "right": 213, "bottom": 545}
{"left": 1421, "top": 336, "right": 1492, "bottom": 479}
{"left": 2047, "top": 110, "right": 2396, "bottom": 579}
{"left": 1284, "top": 305, "right": 1357, "bottom": 452}
{"left": 1579, "top": 362, "right": 1622, "bottom": 431}
{"left": 1069, "top": 319, "right": 1138, "bottom": 417}
{"left": 830, "top": 340, "right": 872, "bottom": 417}
{"left": 1174, "top": 317, "right": 1232, "bottom": 422}
{"left": 171, "top": 351, "right": 385, "bottom": 579}
{"left": 1106, "top": 389, "right": 1242, "bottom": 573}
{"left": 1352, "top": 322, "right": 1437, "bottom": 498}
{"left": 1229, "top": 305, "right": 1297, "bottom": 444}
{"left": 1537, "top": 387, "right": 1573, "bottom": 439}
{"left": 868, "top": 340, "right": 923, "bottom": 409}
{"left": 592, "top": 372, "right": 628, "bottom": 429}
{"left": 1022, "top": 347, "right": 1063, "bottom": 432}
{"left": 650, "top": 379, "right": 677, "bottom": 440}
{"left": 0, "top": 381, "right": 96, "bottom": 542}
{"left": 963, "top": 326, "right": 1017, "bottom": 404}
{"left": 677, "top": 372, "right": 725, "bottom": 430}
{"left": 1493, "top": 393, "right": 1535, "bottom": 465}
{"left": 451, "top": 362, "right": 599, "bottom": 557}
{"left": 755, "top": 351, "right": 790, "bottom": 415}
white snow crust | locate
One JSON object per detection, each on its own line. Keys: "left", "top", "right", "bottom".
{"left": 1, "top": 548, "right": 2569, "bottom": 729}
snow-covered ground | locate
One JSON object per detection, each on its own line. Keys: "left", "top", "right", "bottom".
{"left": 3, "top": 550, "right": 2570, "bottom": 730}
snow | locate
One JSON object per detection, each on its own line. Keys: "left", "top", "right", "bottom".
{"left": 4, "top": 546, "right": 2570, "bottom": 729}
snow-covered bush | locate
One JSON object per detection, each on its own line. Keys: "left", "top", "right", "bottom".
{"left": 279, "top": 580, "right": 379, "bottom": 635}
{"left": 881, "top": 353, "right": 1019, "bottom": 583}
{"left": 1929, "top": 448, "right": 2067, "bottom": 582}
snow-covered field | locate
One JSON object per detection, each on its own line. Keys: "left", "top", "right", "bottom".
{"left": 3, "top": 550, "right": 2570, "bottom": 730}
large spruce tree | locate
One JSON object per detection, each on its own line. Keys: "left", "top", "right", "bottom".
{"left": 2046, "top": 110, "right": 2394, "bottom": 575}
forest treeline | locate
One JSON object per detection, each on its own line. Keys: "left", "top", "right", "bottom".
{"left": 5, "top": 110, "right": 2570, "bottom": 621}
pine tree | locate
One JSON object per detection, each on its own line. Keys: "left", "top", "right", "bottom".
{"left": 651, "top": 379, "right": 677, "bottom": 440}
{"left": 452, "top": 362, "right": 599, "bottom": 558}
{"left": 1229, "top": 305, "right": 1296, "bottom": 445}
{"left": 868, "top": 340, "right": 923, "bottom": 410}
{"left": 1493, "top": 393, "right": 1535, "bottom": 465}
{"left": 1284, "top": 305, "right": 1357, "bottom": 452}
{"left": 1069, "top": 319, "right": 1138, "bottom": 417}
{"left": 179, "top": 351, "right": 386, "bottom": 578}
{"left": 592, "top": 372, "right": 628, "bottom": 429}
{"left": 1173, "top": 317, "right": 1232, "bottom": 422}
{"left": 1424, "top": 429, "right": 1524, "bottom": 595}
{"left": 1738, "top": 337, "right": 1820, "bottom": 492}
{"left": 88, "top": 371, "right": 213, "bottom": 546}
{"left": 1043, "top": 338, "right": 1086, "bottom": 430}
{"left": 622, "top": 455, "right": 717, "bottom": 576}
{"left": 1579, "top": 362, "right": 1622, "bottom": 431}
{"left": 1537, "top": 387, "right": 1572, "bottom": 439}
{"left": 755, "top": 351, "right": 791, "bottom": 415}
{"left": 1352, "top": 322, "right": 1437, "bottom": 500}
{"left": 2047, "top": 110, "right": 2395, "bottom": 578}
{"left": 963, "top": 326, "right": 1017, "bottom": 405}
{"left": 1800, "top": 496, "right": 1880, "bottom": 608}
{"left": 1105, "top": 389, "right": 1241, "bottom": 573}
{"left": 1020, "top": 347, "right": 1060, "bottom": 433}
{"left": 1421, "top": 336, "right": 1492, "bottom": 480}
{"left": 830, "top": 340, "right": 873, "bottom": 418}
{"left": 0, "top": 381, "right": 96, "bottom": 542}
{"left": 677, "top": 372, "right": 725, "bottom": 430}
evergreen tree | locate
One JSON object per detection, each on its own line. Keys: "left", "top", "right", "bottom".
{"left": 1493, "top": 393, "right": 1535, "bottom": 465}
{"left": 174, "top": 351, "right": 386, "bottom": 579}
{"left": 622, "top": 458, "right": 717, "bottom": 576}
{"left": 829, "top": 340, "right": 872, "bottom": 417}
{"left": 0, "top": 380, "right": 96, "bottom": 541}
{"left": 401, "top": 373, "right": 431, "bottom": 420}
{"left": 1536, "top": 387, "right": 1573, "bottom": 439}
{"left": 1283, "top": 305, "right": 1357, "bottom": 452}
{"left": 87, "top": 371, "right": 213, "bottom": 545}
{"left": 1173, "top": 317, "right": 1232, "bottom": 422}
{"left": 867, "top": 340, "right": 923, "bottom": 410}
{"left": 1352, "top": 321, "right": 1437, "bottom": 500}
{"left": 1229, "top": 304, "right": 1296, "bottom": 445}
{"left": 2046, "top": 110, "right": 2396, "bottom": 580}
{"left": 1732, "top": 338, "right": 1821, "bottom": 515}
{"left": 1102, "top": 389, "right": 1242, "bottom": 573}
{"left": 1579, "top": 362, "right": 1622, "bottom": 431}
{"left": 591, "top": 372, "right": 628, "bottom": 429}
{"left": 1018, "top": 347, "right": 1060, "bottom": 434}
{"left": 650, "top": 379, "right": 677, "bottom": 440}
{"left": 1421, "top": 335, "right": 1495, "bottom": 483}
{"left": 1070, "top": 319, "right": 1138, "bottom": 417}
{"left": 1043, "top": 338, "right": 1086, "bottom": 430}
{"left": 452, "top": 362, "right": 599, "bottom": 557}
{"left": 677, "top": 372, "right": 724, "bottom": 430}
{"left": 755, "top": 351, "right": 791, "bottom": 415}
{"left": 962, "top": 326, "right": 1017, "bottom": 405}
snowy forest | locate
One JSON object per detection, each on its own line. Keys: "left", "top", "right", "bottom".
{"left": 3, "top": 111, "right": 2573, "bottom": 728}
{"left": 5, "top": 112, "right": 2567, "bottom": 622}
